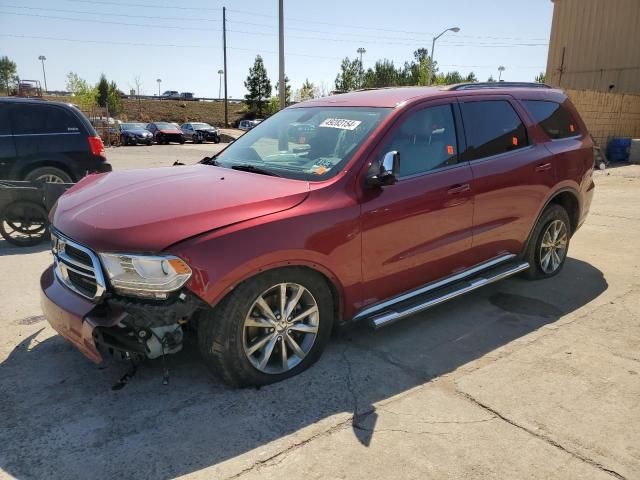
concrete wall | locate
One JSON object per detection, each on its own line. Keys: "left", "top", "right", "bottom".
{"left": 546, "top": 0, "right": 640, "bottom": 95}
{"left": 566, "top": 88, "right": 640, "bottom": 147}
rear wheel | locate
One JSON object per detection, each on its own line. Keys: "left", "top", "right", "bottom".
{"left": 25, "top": 167, "right": 72, "bottom": 184}
{"left": 198, "top": 268, "right": 334, "bottom": 387}
{"left": 522, "top": 204, "right": 571, "bottom": 280}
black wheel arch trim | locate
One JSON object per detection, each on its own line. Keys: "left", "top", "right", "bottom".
{"left": 521, "top": 186, "right": 581, "bottom": 257}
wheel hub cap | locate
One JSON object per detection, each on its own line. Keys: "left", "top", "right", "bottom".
{"left": 539, "top": 219, "right": 568, "bottom": 274}
{"left": 242, "top": 282, "right": 319, "bottom": 375}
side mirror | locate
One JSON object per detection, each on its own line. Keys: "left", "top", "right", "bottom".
{"left": 367, "top": 151, "right": 400, "bottom": 186}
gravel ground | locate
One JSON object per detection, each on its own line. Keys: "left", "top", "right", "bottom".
{"left": 0, "top": 160, "right": 638, "bottom": 480}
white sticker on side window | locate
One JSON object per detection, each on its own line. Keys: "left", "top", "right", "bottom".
{"left": 319, "top": 118, "right": 362, "bottom": 130}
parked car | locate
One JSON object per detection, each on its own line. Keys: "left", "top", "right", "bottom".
{"left": 238, "top": 119, "right": 258, "bottom": 131}
{"left": 181, "top": 122, "right": 220, "bottom": 143}
{"left": 0, "top": 97, "right": 112, "bottom": 183}
{"left": 161, "top": 90, "right": 180, "bottom": 100}
{"left": 180, "top": 92, "right": 195, "bottom": 101}
{"left": 41, "top": 83, "right": 594, "bottom": 387}
{"left": 119, "top": 123, "right": 154, "bottom": 146}
{"left": 145, "top": 122, "right": 185, "bottom": 144}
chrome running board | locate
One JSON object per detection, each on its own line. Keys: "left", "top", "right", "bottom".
{"left": 354, "top": 256, "right": 529, "bottom": 329}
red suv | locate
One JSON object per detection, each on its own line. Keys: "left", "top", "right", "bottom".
{"left": 41, "top": 83, "right": 594, "bottom": 387}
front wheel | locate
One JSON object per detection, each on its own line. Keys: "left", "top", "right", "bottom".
{"left": 25, "top": 166, "right": 73, "bottom": 184}
{"left": 522, "top": 204, "right": 571, "bottom": 280}
{"left": 198, "top": 268, "right": 334, "bottom": 387}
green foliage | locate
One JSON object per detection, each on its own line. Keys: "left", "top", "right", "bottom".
{"left": 0, "top": 56, "right": 18, "bottom": 95}
{"left": 97, "top": 74, "right": 109, "bottom": 108}
{"left": 336, "top": 49, "right": 471, "bottom": 90}
{"left": 65, "top": 72, "right": 97, "bottom": 108}
{"left": 275, "top": 75, "right": 292, "bottom": 105}
{"left": 298, "top": 78, "right": 316, "bottom": 102}
{"left": 334, "top": 57, "right": 361, "bottom": 91}
{"left": 535, "top": 72, "right": 546, "bottom": 83}
{"left": 244, "top": 55, "right": 272, "bottom": 116}
{"left": 487, "top": 74, "right": 496, "bottom": 83}
{"left": 107, "top": 80, "right": 122, "bottom": 116}
{"left": 265, "top": 96, "right": 281, "bottom": 116}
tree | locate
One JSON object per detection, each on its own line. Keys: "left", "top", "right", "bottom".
{"left": 0, "top": 56, "right": 18, "bottom": 95}
{"left": 362, "top": 59, "right": 400, "bottom": 88}
{"left": 107, "top": 80, "right": 123, "bottom": 116}
{"left": 65, "top": 72, "right": 96, "bottom": 108}
{"left": 298, "top": 78, "right": 316, "bottom": 102}
{"left": 445, "top": 71, "right": 463, "bottom": 84}
{"left": 535, "top": 72, "right": 546, "bottom": 83}
{"left": 97, "top": 74, "right": 109, "bottom": 108}
{"left": 244, "top": 55, "right": 272, "bottom": 116}
{"left": 487, "top": 75, "right": 496, "bottom": 83}
{"left": 334, "top": 57, "right": 361, "bottom": 92}
{"left": 275, "top": 75, "right": 292, "bottom": 105}
{"left": 465, "top": 72, "right": 478, "bottom": 83}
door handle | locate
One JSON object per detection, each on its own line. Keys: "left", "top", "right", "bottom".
{"left": 447, "top": 184, "right": 470, "bottom": 195}
{"left": 535, "top": 162, "right": 552, "bottom": 172}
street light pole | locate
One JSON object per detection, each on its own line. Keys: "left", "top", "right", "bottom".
{"left": 429, "top": 27, "right": 460, "bottom": 84}
{"left": 38, "top": 55, "right": 47, "bottom": 93}
{"left": 278, "top": 0, "right": 286, "bottom": 110}
{"left": 218, "top": 69, "right": 224, "bottom": 100}
{"left": 156, "top": 78, "right": 161, "bottom": 96}
{"left": 357, "top": 47, "right": 366, "bottom": 88}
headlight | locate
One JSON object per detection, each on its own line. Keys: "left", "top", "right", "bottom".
{"left": 99, "top": 253, "right": 192, "bottom": 299}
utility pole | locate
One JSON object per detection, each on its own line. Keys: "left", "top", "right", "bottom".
{"left": 156, "top": 78, "right": 161, "bottom": 96}
{"left": 38, "top": 55, "right": 47, "bottom": 93}
{"left": 223, "top": 6, "right": 228, "bottom": 126}
{"left": 217, "top": 69, "right": 224, "bottom": 100}
{"left": 278, "top": 0, "right": 285, "bottom": 110}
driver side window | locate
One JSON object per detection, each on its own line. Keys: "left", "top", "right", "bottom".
{"left": 385, "top": 104, "right": 459, "bottom": 178}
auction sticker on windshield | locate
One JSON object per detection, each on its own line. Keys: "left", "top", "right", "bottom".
{"left": 319, "top": 118, "right": 362, "bottom": 130}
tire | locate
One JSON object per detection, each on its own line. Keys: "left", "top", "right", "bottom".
{"left": 179, "top": 138, "right": 185, "bottom": 144}
{"left": 198, "top": 267, "right": 334, "bottom": 387}
{"left": 213, "top": 135, "right": 220, "bottom": 144}
{"left": 0, "top": 201, "right": 49, "bottom": 247}
{"left": 522, "top": 204, "right": 571, "bottom": 280}
{"left": 120, "top": 135, "right": 128, "bottom": 146}
{"left": 24, "top": 167, "right": 73, "bottom": 184}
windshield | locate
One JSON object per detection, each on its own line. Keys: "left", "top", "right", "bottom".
{"left": 192, "top": 123, "right": 213, "bottom": 129}
{"left": 215, "top": 107, "right": 391, "bottom": 181}
{"left": 155, "top": 122, "right": 175, "bottom": 129}
{"left": 121, "top": 123, "right": 146, "bottom": 130}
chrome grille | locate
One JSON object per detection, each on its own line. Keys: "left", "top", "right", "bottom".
{"left": 51, "top": 230, "right": 106, "bottom": 301}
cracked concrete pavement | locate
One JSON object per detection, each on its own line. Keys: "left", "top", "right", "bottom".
{"left": 0, "top": 156, "right": 638, "bottom": 479}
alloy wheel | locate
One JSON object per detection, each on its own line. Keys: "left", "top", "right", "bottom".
{"left": 539, "top": 219, "right": 568, "bottom": 274}
{"left": 35, "top": 174, "right": 65, "bottom": 183}
{"left": 242, "top": 282, "right": 319, "bottom": 374}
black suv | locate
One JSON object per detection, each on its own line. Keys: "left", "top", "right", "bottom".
{"left": 0, "top": 98, "right": 112, "bottom": 183}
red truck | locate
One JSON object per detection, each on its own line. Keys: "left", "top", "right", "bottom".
{"left": 41, "top": 83, "right": 595, "bottom": 387}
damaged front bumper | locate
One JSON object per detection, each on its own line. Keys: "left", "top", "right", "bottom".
{"left": 40, "top": 265, "right": 205, "bottom": 362}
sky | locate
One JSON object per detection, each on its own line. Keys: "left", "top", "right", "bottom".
{"left": 0, "top": 0, "right": 554, "bottom": 99}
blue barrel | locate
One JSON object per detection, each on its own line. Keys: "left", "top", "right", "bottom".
{"left": 607, "top": 137, "right": 631, "bottom": 162}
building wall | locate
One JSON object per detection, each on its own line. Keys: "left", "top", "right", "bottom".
{"left": 546, "top": 0, "right": 640, "bottom": 94}
{"left": 566, "top": 89, "right": 640, "bottom": 147}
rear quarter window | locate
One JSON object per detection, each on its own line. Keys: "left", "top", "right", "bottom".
{"left": 11, "top": 104, "right": 82, "bottom": 135}
{"left": 460, "top": 100, "right": 528, "bottom": 161}
{"left": 522, "top": 100, "right": 579, "bottom": 139}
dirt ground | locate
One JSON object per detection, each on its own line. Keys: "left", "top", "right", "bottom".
{"left": 0, "top": 156, "right": 638, "bottom": 480}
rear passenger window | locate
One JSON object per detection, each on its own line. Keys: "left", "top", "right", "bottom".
{"left": 523, "top": 100, "right": 579, "bottom": 139}
{"left": 11, "top": 105, "right": 81, "bottom": 135}
{"left": 460, "top": 100, "right": 528, "bottom": 161}
{"left": 384, "top": 104, "right": 458, "bottom": 177}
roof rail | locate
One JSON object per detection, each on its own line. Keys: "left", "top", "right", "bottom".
{"left": 448, "top": 82, "right": 552, "bottom": 91}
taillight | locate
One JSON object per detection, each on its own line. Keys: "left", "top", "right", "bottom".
{"left": 88, "top": 136, "right": 106, "bottom": 158}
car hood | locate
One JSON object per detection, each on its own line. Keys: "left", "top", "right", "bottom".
{"left": 52, "top": 165, "right": 310, "bottom": 252}
{"left": 159, "top": 129, "right": 182, "bottom": 134}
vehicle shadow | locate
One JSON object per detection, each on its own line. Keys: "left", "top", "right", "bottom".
{"left": 0, "top": 258, "right": 607, "bottom": 479}
{"left": 0, "top": 238, "right": 50, "bottom": 256}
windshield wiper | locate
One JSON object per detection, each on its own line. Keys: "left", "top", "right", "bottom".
{"left": 230, "top": 164, "right": 281, "bottom": 177}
